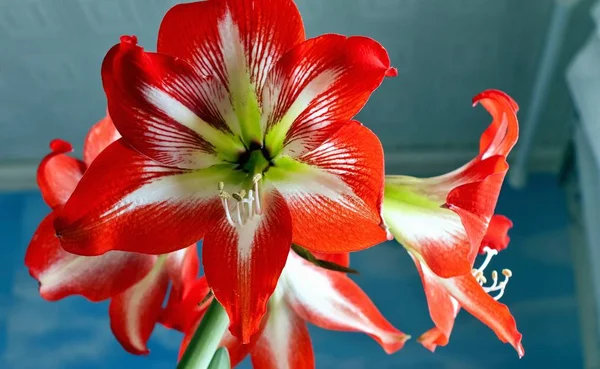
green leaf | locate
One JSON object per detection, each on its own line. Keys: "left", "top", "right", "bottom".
{"left": 291, "top": 244, "right": 359, "bottom": 274}
{"left": 207, "top": 348, "right": 231, "bottom": 369}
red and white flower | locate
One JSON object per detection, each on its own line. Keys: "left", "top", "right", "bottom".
{"left": 25, "top": 116, "right": 198, "bottom": 354}
{"left": 164, "top": 251, "right": 408, "bottom": 368}
{"left": 54, "top": 0, "right": 395, "bottom": 342}
{"left": 382, "top": 90, "right": 524, "bottom": 356}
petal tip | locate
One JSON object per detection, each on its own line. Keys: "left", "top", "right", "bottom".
{"left": 516, "top": 341, "right": 525, "bottom": 358}
{"left": 472, "top": 89, "right": 519, "bottom": 112}
{"left": 49, "top": 139, "right": 73, "bottom": 154}
{"left": 120, "top": 35, "right": 138, "bottom": 47}
{"left": 381, "top": 333, "right": 411, "bottom": 354}
{"left": 385, "top": 67, "right": 398, "bottom": 77}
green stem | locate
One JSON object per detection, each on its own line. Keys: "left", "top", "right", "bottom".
{"left": 207, "top": 347, "right": 231, "bottom": 369}
{"left": 177, "top": 298, "right": 230, "bottom": 369}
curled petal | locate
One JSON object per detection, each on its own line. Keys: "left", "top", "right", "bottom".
{"left": 263, "top": 34, "right": 394, "bottom": 156}
{"left": 479, "top": 215, "right": 513, "bottom": 254}
{"left": 284, "top": 253, "right": 408, "bottom": 354}
{"left": 269, "top": 121, "right": 388, "bottom": 253}
{"left": 25, "top": 213, "right": 156, "bottom": 302}
{"left": 83, "top": 113, "right": 120, "bottom": 166}
{"left": 474, "top": 90, "right": 519, "bottom": 159}
{"left": 37, "top": 140, "right": 85, "bottom": 210}
{"left": 251, "top": 304, "right": 315, "bottom": 369}
{"left": 109, "top": 256, "right": 170, "bottom": 355}
{"left": 158, "top": 0, "right": 305, "bottom": 145}
{"left": 203, "top": 189, "right": 293, "bottom": 343}
{"left": 55, "top": 139, "right": 235, "bottom": 256}
{"left": 102, "top": 36, "right": 243, "bottom": 168}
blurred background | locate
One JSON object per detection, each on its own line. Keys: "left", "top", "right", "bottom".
{"left": 1, "top": 0, "right": 600, "bottom": 368}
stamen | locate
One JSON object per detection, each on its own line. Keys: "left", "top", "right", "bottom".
{"left": 471, "top": 246, "right": 512, "bottom": 301}
{"left": 244, "top": 190, "right": 254, "bottom": 216}
{"left": 476, "top": 246, "right": 498, "bottom": 273}
{"left": 220, "top": 197, "right": 235, "bottom": 227}
{"left": 218, "top": 178, "right": 263, "bottom": 228}
{"left": 253, "top": 174, "right": 262, "bottom": 214}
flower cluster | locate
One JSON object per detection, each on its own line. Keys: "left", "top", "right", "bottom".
{"left": 24, "top": 0, "right": 524, "bottom": 367}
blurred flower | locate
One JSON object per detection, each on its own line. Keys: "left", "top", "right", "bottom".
{"left": 164, "top": 251, "right": 408, "bottom": 368}
{"left": 54, "top": 0, "right": 396, "bottom": 342}
{"left": 383, "top": 90, "right": 524, "bottom": 356}
{"left": 25, "top": 116, "right": 198, "bottom": 354}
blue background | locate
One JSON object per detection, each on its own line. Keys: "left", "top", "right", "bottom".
{"left": 0, "top": 174, "right": 582, "bottom": 369}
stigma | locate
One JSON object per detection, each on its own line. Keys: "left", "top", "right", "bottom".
{"left": 219, "top": 174, "right": 263, "bottom": 227}
{"left": 472, "top": 246, "right": 512, "bottom": 301}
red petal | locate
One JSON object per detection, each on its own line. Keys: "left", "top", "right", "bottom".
{"left": 250, "top": 306, "right": 315, "bottom": 369}
{"left": 37, "top": 140, "right": 86, "bottom": 209}
{"left": 263, "top": 35, "right": 393, "bottom": 156}
{"left": 161, "top": 277, "right": 211, "bottom": 333}
{"left": 158, "top": 0, "right": 304, "bottom": 100}
{"left": 102, "top": 37, "right": 242, "bottom": 168}
{"left": 25, "top": 213, "right": 156, "bottom": 302}
{"left": 444, "top": 89, "right": 519, "bottom": 262}
{"left": 442, "top": 273, "right": 524, "bottom": 357}
{"left": 166, "top": 244, "right": 200, "bottom": 301}
{"left": 284, "top": 253, "right": 408, "bottom": 354}
{"left": 203, "top": 189, "right": 292, "bottom": 343}
{"left": 412, "top": 256, "right": 459, "bottom": 352}
{"left": 271, "top": 121, "right": 388, "bottom": 253}
{"left": 479, "top": 215, "right": 513, "bottom": 254}
{"left": 83, "top": 113, "right": 121, "bottom": 166}
{"left": 109, "top": 257, "right": 170, "bottom": 355}
{"left": 473, "top": 90, "right": 519, "bottom": 159}
{"left": 54, "top": 139, "right": 223, "bottom": 256}
{"left": 446, "top": 157, "right": 509, "bottom": 265}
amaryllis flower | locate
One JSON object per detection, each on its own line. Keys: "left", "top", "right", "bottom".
{"left": 163, "top": 251, "right": 408, "bottom": 368}
{"left": 382, "top": 90, "right": 524, "bottom": 355}
{"left": 25, "top": 116, "right": 199, "bottom": 354}
{"left": 416, "top": 215, "right": 522, "bottom": 354}
{"left": 54, "top": 0, "right": 395, "bottom": 342}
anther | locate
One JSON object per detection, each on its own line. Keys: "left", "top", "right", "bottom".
{"left": 218, "top": 180, "right": 263, "bottom": 227}
{"left": 502, "top": 269, "right": 512, "bottom": 278}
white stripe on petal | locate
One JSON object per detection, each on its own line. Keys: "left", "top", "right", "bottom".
{"left": 281, "top": 254, "right": 392, "bottom": 344}
{"left": 100, "top": 164, "right": 226, "bottom": 220}
{"left": 142, "top": 84, "right": 235, "bottom": 156}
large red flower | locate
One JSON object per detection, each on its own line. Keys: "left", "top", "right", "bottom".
{"left": 383, "top": 90, "right": 524, "bottom": 355}
{"left": 25, "top": 116, "right": 198, "bottom": 354}
{"left": 164, "top": 252, "right": 408, "bottom": 368}
{"left": 54, "top": 0, "right": 395, "bottom": 342}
